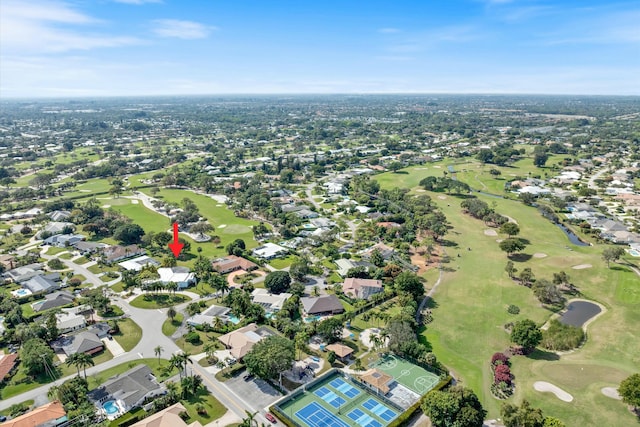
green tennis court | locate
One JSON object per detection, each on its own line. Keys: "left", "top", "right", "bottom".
{"left": 369, "top": 354, "right": 440, "bottom": 395}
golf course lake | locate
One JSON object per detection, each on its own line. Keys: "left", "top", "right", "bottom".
{"left": 559, "top": 300, "right": 602, "bottom": 327}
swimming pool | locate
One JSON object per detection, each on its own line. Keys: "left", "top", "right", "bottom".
{"left": 629, "top": 249, "right": 640, "bottom": 257}
{"left": 227, "top": 314, "right": 240, "bottom": 324}
{"left": 304, "top": 315, "right": 321, "bottom": 323}
{"left": 11, "top": 288, "right": 32, "bottom": 298}
{"left": 102, "top": 400, "right": 119, "bottom": 416}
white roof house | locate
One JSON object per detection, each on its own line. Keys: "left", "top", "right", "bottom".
{"left": 251, "top": 288, "right": 292, "bottom": 312}
{"left": 56, "top": 310, "right": 86, "bottom": 333}
{"left": 157, "top": 267, "right": 196, "bottom": 289}
{"left": 252, "top": 242, "right": 288, "bottom": 259}
{"left": 118, "top": 256, "right": 160, "bottom": 271}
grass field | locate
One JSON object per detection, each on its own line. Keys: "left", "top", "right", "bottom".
{"left": 182, "top": 388, "right": 227, "bottom": 425}
{"left": 112, "top": 318, "right": 143, "bottom": 352}
{"left": 374, "top": 168, "right": 640, "bottom": 426}
{"left": 129, "top": 293, "right": 191, "bottom": 309}
{"left": 162, "top": 313, "right": 184, "bottom": 336}
{"left": 87, "top": 358, "right": 177, "bottom": 389}
{"left": 370, "top": 355, "right": 440, "bottom": 396}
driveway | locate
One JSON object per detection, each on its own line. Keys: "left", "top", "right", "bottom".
{"left": 225, "top": 372, "right": 282, "bottom": 411}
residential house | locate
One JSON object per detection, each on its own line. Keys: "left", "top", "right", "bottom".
{"left": 73, "top": 241, "right": 107, "bottom": 255}
{"left": 334, "top": 259, "right": 373, "bottom": 277}
{"left": 157, "top": 267, "right": 196, "bottom": 289}
{"left": 103, "top": 244, "right": 146, "bottom": 264}
{"left": 342, "top": 278, "right": 384, "bottom": 300}
{"left": 300, "top": 295, "right": 345, "bottom": 317}
{"left": 187, "top": 305, "right": 232, "bottom": 327}
{"left": 294, "top": 209, "right": 319, "bottom": 219}
{"left": 118, "top": 255, "right": 160, "bottom": 271}
{"left": 32, "top": 290, "right": 74, "bottom": 312}
{"left": 251, "top": 288, "right": 292, "bottom": 313}
{"left": 129, "top": 403, "right": 203, "bottom": 427}
{"left": 56, "top": 310, "right": 86, "bottom": 333}
{"left": 211, "top": 255, "right": 258, "bottom": 274}
{"left": 3, "top": 263, "right": 44, "bottom": 283}
{"left": 23, "top": 274, "right": 59, "bottom": 295}
{"left": 325, "top": 343, "right": 354, "bottom": 362}
{"left": 52, "top": 331, "right": 104, "bottom": 356}
{"left": 36, "top": 221, "right": 74, "bottom": 238}
{"left": 0, "top": 353, "right": 19, "bottom": 383}
{"left": 0, "top": 254, "right": 15, "bottom": 270}
{"left": 43, "top": 233, "right": 86, "bottom": 248}
{"left": 87, "top": 322, "right": 112, "bottom": 338}
{"left": 47, "top": 210, "right": 71, "bottom": 221}
{"left": 360, "top": 243, "right": 395, "bottom": 261}
{"left": 310, "top": 217, "right": 336, "bottom": 228}
{"left": 218, "top": 323, "right": 273, "bottom": 360}
{"left": 359, "top": 369, "right": 395, "bottom": 395}
{"left": 1, "top": 400, "right": 67, "bottom": 427}
{"left": 252, "top": 242, "right": 288, "bottom": 260}
{"left": 88, "top": 365, "right": 165, "bottom": 412}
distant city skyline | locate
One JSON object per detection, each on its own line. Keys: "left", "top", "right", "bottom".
{"left": 1, "top": 0, "right": 639, "bottom": 98}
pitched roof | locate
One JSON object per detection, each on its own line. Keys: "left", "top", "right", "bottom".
{"left": 342, "top": 278, "right": 383, "bottom": 300}
{"left": 326, "top": 343, "right": 354, "bottom": 358}
{"left": 211, "top": 255, "right": 257, "bottom": 273}
{"left": 130, "top": 403, "right": 203, "bottom": 427}
{"left": 70, "top": 331, "right": 103, "bottom": 355}
{"left": 33, "top": 291, "right": 74, "bottom": 312}
{"left": 300, "top": 295, "right": 344, "bottom": 315}
{"left": 88, "top": 365, "right": 161, "bottom": 409}
{"left": 218, "top": 323, "right": 263, "bottom": 359}
{"left": 0, "top": 353, "right": 18, "bottom": 379}
{"left": 1, "top": 400, "right": 66, "bottom": 427}
{"left": 359, "top": 369, "right": 394, "bottom": 394}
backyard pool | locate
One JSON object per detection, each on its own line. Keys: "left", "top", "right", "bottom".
{"left": 303, "top": 315, "right": 321, "bottom": 323}
{"left": 102, "top": 400, "right": 119, "bottom": 416}
{"left": 559, "top": 300, "right": 602, "bottom": 327}
{"left": 227, "top": 314, "right": 240, "bottom": 324}
{"left": 11, "top": 288, "right": 32, "bottom": 298}
{"left": 628, "top": 249, "right": 640, "bottom": 257}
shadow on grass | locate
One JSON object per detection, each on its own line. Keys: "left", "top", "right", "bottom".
{"left": 392, "top": 171, "right": 409, "bottom": 174}
{"left": 527, "top": 349, "right": 560, "bottom": 361}
{"left": 510, "top": 253, "right": 533, "bottom": 262}
{"left": 440, "top": 239, "right": 459, "bottom": 248}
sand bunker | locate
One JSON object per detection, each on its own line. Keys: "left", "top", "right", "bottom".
{"left": 484, "top": 229, "right": 498, "bottom": 236}
{"left": 131, "top": 199, "right": 139, "bottom": 204}
{"left": 572, "top": 264, "right": 592, "bottom": 270}
{"left": 415, "top": 189, "right": 426, "bottom": 192}
{"left": 217, "top": 224, "right": 227, "bottom": 228}
{"left": 102, "top": 205, "right": 111, "bottom": 208}
{"left": 533, "top": 381, "right": 573, "bottom": 402}
{"left": 504, "top": 215, "right": 519, "bottom": 225}
{"left": 533, "top": 253, "right": 548, "bottom": 258}
{"left": 601, "top": 387, "right": 622, "bottom": 400}
{"left": 496, "top": 239, "right": 503, "bottom": 243}
{"left": 433, "top": 165, "right": 441, "bottom": 169}
{"left": 437, "top": 195, "right": 447, "bottom": 200}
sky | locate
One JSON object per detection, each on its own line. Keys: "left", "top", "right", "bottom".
{"left": 1, "top": 0, "right": 639, "bottom": 98}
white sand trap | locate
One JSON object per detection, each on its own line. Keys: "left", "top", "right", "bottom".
{"left": 433, "top": 165, "right": 441, "bottom": 169}
{"left": 484, "top": 229, "right": 498, "bottom": 236}
{"left": 496, "top": 239, "right": 504, "bottom": 243}
{"left": 505, "top": 215, "right": 519, "bottom": 225}
{"left": 437, "top": 195, "right": 447, "bottom": 200}
{"left": 572, "top": 264, "right": 592, "bottom": 270}
{"left": 131, "top": 199, "right": 139, "bottom": 204}
{"left": 601, "top": 387, "right": 622, "bottom": 400}
{"left": 415, "top": 189, "right": 426, "bottom": 192}
{"left": 533, "top": 253, "right": 548, "bottom": 258}
{"left": 102, "top": 205, "right": 111, "bottom": 208}
{"left": 216, "top": 204, "right": 223, "bottom": 207}
{"left": 534, "top": 381, "right": 573, "bottom": 402}
{"left": 217, "top": 224, "right": 227, "bottom": 228}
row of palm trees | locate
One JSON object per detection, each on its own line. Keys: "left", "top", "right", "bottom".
{"left": 65, "top": 352, "right": 95, "bottom": 379}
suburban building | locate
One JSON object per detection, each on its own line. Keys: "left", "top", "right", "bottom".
{"left": 334, "top": 258, "right": 373, "bottom": 277}
{"left": 88, "top": 365, "right": 165, "bottom": 413}
{"left": 186, "top": 305, "right": 232, "bottom": 327}
{"left": 360, "top": 243, "right": 395, "bottom": 261}
{"left": 218, "top": 323, "right": 273, "bottom": 360}
{"left": 56, "top": 310, "right": 87, "bottom": 333}
{"left": 36, "top": 221, "right": 74, "bottom": 238}
{"left": 52, "top": 331, "right": 104, "bottom": 356}
{"left": 43, "top": 233, "right": 86, "bottom": 248}
{"left": 103, "top": 244, "right": 146, "bottom": 263}
{"left": 0, "top": 400, "right": 67, "bottom": 427}
{"left": 359, "top": 369, "right": 395, "bottom": 395}
{"left": 73, "top": 241, "right": 106, "bottom": 255}
{"left": 129, "top": 403, "right": 203, "bottom": 427}
{"left": 118, "top": 255, "right": 160, "bottom": 271}
{"left": 342, "top": 278, "right": 384, "bottom": 300}
{"left": 252, "top": 242, "right": 288, "bottom": 260}
{"left": 251, "top": 288, "right": 292, "bottom": 313}
{"left": 300, "top": 295, "right": 345, "bottom": 317}
{"left": 0, "top": 254, "right": 15, "bottom": 270}
{"left": 0, "top": 353, "right": 19, "bottom": 383}
{"left": 325, "top": 343, "right": 354, "bottom": 362}
{"left": 47, "top": 210, "right": 71, "bottom": 221}
{"left": 211, "top": 255, "right": 258, "bottom": 274}
{"left": 3, "top": 263, "right": 44, "bottom": 283}
{"left": 157, "top": 267, "right": 196, "bottom": 289}
{"left": 32, "top": 290, "right": 75, "bottom": 312}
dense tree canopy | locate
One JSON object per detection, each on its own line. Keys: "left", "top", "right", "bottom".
{"left": 618, "top": 373, "right": 640, "bottom": 409}
{"left": 510, "top": 319, "right": 542, "bottom": 350}
{"left": 421, "top": 385, "right": 486, "bottom": 427}
{"left": 264, "top": 271, "right": 292, "bottom": 294}
{"left": 243, "top": 335, "right": 295, "bottom": 380}
{"left": 21, "top": 338, "right": 56, "bottom": 376}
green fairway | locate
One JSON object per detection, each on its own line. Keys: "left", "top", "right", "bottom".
{"left": 374, "top": 170, "right": 640, "bottom": 426}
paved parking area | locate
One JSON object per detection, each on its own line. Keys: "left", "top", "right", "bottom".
{"left": 225, "top": 372, "right": 282, "bottom": 410}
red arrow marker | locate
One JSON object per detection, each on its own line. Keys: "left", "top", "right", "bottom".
{"left": 168, "top": 222, "right": 184, "bottom": 258}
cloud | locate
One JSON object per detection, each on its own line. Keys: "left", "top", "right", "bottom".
{"left": 378, "top": 28, "right": 401, "bottom": 34}
{"left": 0, "top": 0, "right": 143, "bottom": 53}
{"left": 152, "top": 19, "right": 215, "bottom": 39}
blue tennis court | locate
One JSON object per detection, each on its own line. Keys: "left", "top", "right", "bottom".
{"left": 330, "top": 378, "right": 361, "bottom": 398}
{"left": 346, "top": 409, "right": 382, "bottom": 427}
{"left": 314, "top": 387, "right": 346, "bottom": 408}
{"left": 362, "top": 399, "right": 396, "bottom": 422}
{"left": 296, "top": 402, "right": 350, "bottom": 427}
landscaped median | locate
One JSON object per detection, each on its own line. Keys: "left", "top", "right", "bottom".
{"left": 129, "top": 293, "right": 191, "bottom": 309}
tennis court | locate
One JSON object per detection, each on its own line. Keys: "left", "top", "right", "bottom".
{"left": 277, "top": 371, "right": 400, "bottom": 427}
{"left": 369, "top": 354, "right": 440, "bottom": 395}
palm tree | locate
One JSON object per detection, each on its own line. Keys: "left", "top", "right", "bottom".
{"left": 167, "top": 306, "right": 177, "bottom": 322}
{"left": 154, "top": 345, "right": 164, "bottom": 364}
{"left": 65, "top": 353, "right": 82, "bottom": 377}
{"left": 169, "top": 354, "right": 184, "bottom": 379}
{"left": 240, "top": 410, "right": 259, "bottom": 427}
{"left": 165, "top": 380, "right": 179, "bottom": 403}
{"left": 203, "top": 343, "right": 217, "bottom": 362}
{"left": 76, "top": 353, "right": 95, "bottom": 379}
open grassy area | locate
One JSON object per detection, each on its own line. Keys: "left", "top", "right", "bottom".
{"left": 175, "top": 330, "right": 223, "bottom": 355}
{"left": 182, "top": 388, "right": 227, "bottom": 425}
{"left": 269, "top": 255, "right": 295, "bottom": 270}
{"left": 46, "top": 246, "right": 68, "bottom": 255}
{"left": 112, "top": 318, "right": 143, "bottom": 352}
{"left": 162, "top": 313, "right": 184, "bottom": 336}
{"left": 374, "top": 170, "right": 640, "bottom": 426}
{"left": 129, "top": 293, "right": 191, "bottom": 309}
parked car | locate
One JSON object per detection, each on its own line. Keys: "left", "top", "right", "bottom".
{"left": 265, "top": 413, "right": 277, "bottom": 424}
{"left": 243, "top": 373, "right": 254, "bottom": 381}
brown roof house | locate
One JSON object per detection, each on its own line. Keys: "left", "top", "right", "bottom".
{"left": 129, "top": 403, "right": 203, "bottom": 427}
{"left": 325, "top": 343, "right": 354, "bottom": 361}
{"left": 300, "top": 295, "right": 345, "bottom": 317}
{"left": 218, "top": 323, "right": 273, "bottom": 360}
{"left": 342, "top": 278, "right": 384, "bottom": 300}
{"left": 102, "top": 244, "right": 146, "bottom": 264}
{"left": 1, "top": 400, "right": 66, "bottom": 427}
{"left": 359, "top": 369, "right": 395, "bottom": 395}
{"left": 0, "top": 353, "right": 19, "bottom": 383}
{"left": 211, "top": 255, "right": 258, "bottom": 274}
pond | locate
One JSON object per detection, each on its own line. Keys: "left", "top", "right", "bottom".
{"left": 555, "top": 223, "right": 590, "bottom": 247}
{"left": 559, "top": 300, "right": 601, "bottom": 327}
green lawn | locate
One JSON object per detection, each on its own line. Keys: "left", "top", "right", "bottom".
{"left": 110, "top": 282, "right": 125, "bottom": 293}
{"left": 73, "top": 256, "right": 91, "bottom": 265}
{"left": 112, "top": 318, "right": 143, "bottom": 352}
{"left": 181, "top": 388, "right": 227, "bottom": 425}
{"left": 175, "top": 330, "right": 223, "bottom": 355}
{"left": 59, "top": 349, "right": 114, "bottom": 377}
{"left": 268, "top": 255, "right": 295, "bottom": 270}
{"left": 162, "top": 313, "right": 184, "bottom": 336}
{"left": 373, "top": 170, "right": 640, "bottom": 426}
{"left": 129, "top": 293, "right": 191, "bottom": 309}
{"left": 46, "top": 247, "right": 68, "bottom": 255}
{"left": 0, "top": 399, "right": 34, "bottom": 417}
